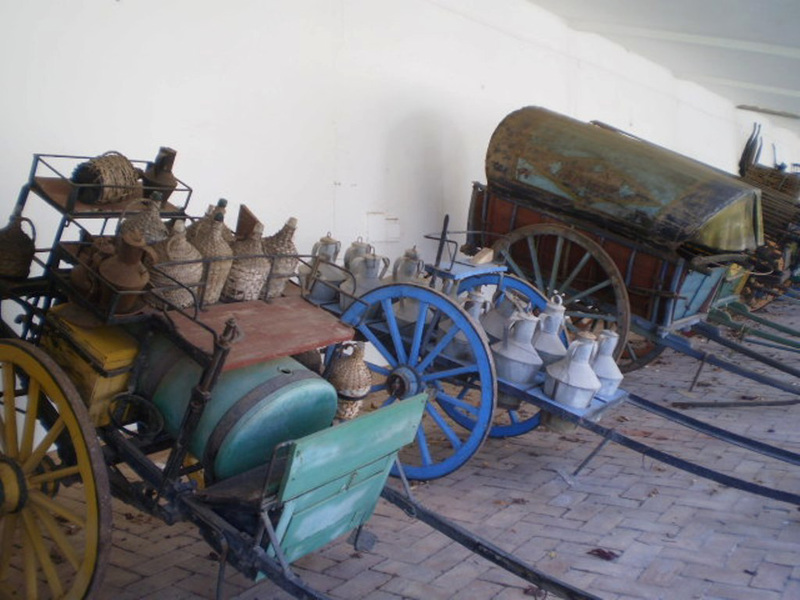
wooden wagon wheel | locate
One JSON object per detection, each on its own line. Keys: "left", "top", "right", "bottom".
{"left": 339, "top": 283, "right": 496, "bottom": 481}
{"left": 0, "top": 340, "right": 111, "bottom": 599}
{"left": 493, "top": 224, "right": 631, "bottom": 362}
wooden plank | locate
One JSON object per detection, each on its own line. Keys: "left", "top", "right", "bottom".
{"left": 170, "top": 296, "right": 353, "bottom": 371}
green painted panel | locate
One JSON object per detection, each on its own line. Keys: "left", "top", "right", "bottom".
{"left": 278, "top": 394, "right": 426, "bottom": 502}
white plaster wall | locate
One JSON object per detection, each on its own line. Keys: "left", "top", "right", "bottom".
{"left": 1, "top": 0, "right": 798, "bottom": 262}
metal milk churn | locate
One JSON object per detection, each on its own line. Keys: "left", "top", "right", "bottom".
{"left": 480, "top": 294, "right": 518, "bottom": 343}
{"left": 445, "top": 291, "right": 489, "bottom": 359}
{"left": 542, "top": 294, "right": 566, "bottom": 329}
{"left": 543, "top": 338, "right": 601, "bottom": 409}
{"left": 492, "top": 312, "right": 543, "bottom": 408}
{"left": 340, "top": 252, "right": 390, "bottom": 310}
{"left": 343, "top": 237, "right": 374, "bottom": 271}
{"left": 302, "top": 232, "right": 345, "bottom": 303}
{"left": 392, "top": 246, "right": 426, "bottom": 325}
{"left": 532, "top": 313, "right": 568, "bottom": 366}
{"left": 592, "top": 330, "right": 624, "bottom": 398}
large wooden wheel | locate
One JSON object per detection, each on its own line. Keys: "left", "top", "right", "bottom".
{"left": 0, "top": 340, "right": 111, "bottom": 599}
{"left": 493, "top": 224, "right": 631, "bottom": 362}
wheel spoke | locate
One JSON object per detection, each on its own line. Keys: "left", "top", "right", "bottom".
{"left": 22, "top": 526, "right": 38, "bottom": 600}
{"left": 23, "top": 417, "right": 65, "bottom": 475}
{"left": 21, "top": 509, "right": 64, "bottom": 598}
{"left": 415, "top": 425, "right": 433, "bottom": 467}
{"left": 566, "top": 278, "right": 613, "bottom": 305}
{"left": 417, "top": 326, "right": 460, "bottom": 372}
{"left": 527, "top": 236, "right": 545, "bottom": 291}
{"left": 547, "top": 235, "right": 564, "bottom": 294}
{"left": 0, "top": 513, "right": 19, "bottom": 579}
{"left": 19, "top": 379, "right": 41, "bottom": 462}
{"left": 3, "top": 362, "right": 18, "bottom": 458}
{"left": 421, "top": 364, "right": 479, "bottom": 383}
{"left": 356, "top": 324, "right": 397, "bottom": 369}
{"left": 408, "top": 300, "right": 430, "bottom": 365}
{"left": 424, "top": 402, "right": 463, "bottom": 450}
{"left": 28, "top": 489, "right": 87, "bottom": 530}
{"left": 31, "top": 504, "right": 80, "bottom": 570}
{"left": 381, "top": 298, "right": 408, "bottom": 364}
{"left": 558, "top": 250, "right": 593, "bottom": 292}
{"left": 436, "top": 389, "right": 479, "bottom": 417}
{"left": 28, "top": 464, "right": 81, "bottom": 485}
{"left": 366, "top": 363, "right": 391, "bottom": 377}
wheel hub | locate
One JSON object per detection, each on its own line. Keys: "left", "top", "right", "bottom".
{"left": 387, "top": 366, "right": 423, "bottom": 399}
{"left": 0, "top": 457, "right": 27, "bottom": 514}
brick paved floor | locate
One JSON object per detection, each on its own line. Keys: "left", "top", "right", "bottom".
{"left": 96, "top": 297, "right": 800, "bottom": 600}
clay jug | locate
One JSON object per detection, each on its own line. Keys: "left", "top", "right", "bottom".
{"left": 592, "top": 330, "right": 624, "bottom": 398}
{"left": 194, "top": 213, "right": 233, "bottom": 305}
{"left": 0, "top": 206, "right": 36, "bottom": 279}
{"left": 343, "top": 237, "right": 374, "bottom": 271}
{"left": 98, "top": 229, "right": 156, "bottom": 314}
{"left": 222, "top": 223, "right": 271, "bottom": 302}
{"left": 148, "top": 220, "right": 204, "bottom": 309}
{"left": 119, "top": 192, "right": 168, "bottom": 245}
{"left": 261, "top": 217, "right": 299, "bottom": 299}
{"left": 142, "top": 147, "right": 178, "bottom": 202}
{"left": 544, "top": 339, "right": 601, "bottom": 409}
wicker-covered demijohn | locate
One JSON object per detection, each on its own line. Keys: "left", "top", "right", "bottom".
{"left": 222, "top": 222, "right": 271, "bottom": 302}
{"left": 261, "top": 217, "right": 299, "bottom": 299}
{"left": 148, "top": 220, "right": 204, "bottom": 309}
{"left": 194, "top": 213, "right": 233, "bottom": 305}
{"left": 328, "top": 342, "right": 372, "bottom": 420}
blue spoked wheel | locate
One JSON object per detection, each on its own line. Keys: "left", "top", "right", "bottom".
{"left": 339, "top": 283, "right": 496, "bottom": 481}
{"left": 453, "top": 273, "right": 562, "bottom": 438}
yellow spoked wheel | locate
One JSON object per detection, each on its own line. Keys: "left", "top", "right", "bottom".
{"left": 0, "top": 340, "right": 111, "bottom": 599}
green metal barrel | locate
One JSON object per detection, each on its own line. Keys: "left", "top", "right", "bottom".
{"left": 143, "top": 336, "right": 337, "bottom": 481}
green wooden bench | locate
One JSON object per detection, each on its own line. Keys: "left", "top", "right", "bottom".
{"left": 260, "top": 393, "right": 426, "bottom": 565}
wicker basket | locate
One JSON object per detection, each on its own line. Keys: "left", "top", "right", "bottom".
{"left": 744, "top": 164, "right": 800, "bottom": 199}
{"left": 71, "top": 151, "right": 141, "bottom": 205}
{"left": 260, "top": 217, "right": 299, "bottom": 299}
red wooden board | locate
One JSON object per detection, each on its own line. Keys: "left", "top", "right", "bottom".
{"left": 170, "top": 295, "right": 353, "bottom": 371}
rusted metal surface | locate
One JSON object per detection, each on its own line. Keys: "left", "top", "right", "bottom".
{"left": 485, "top": 107, "right": 763, "bottom": 254}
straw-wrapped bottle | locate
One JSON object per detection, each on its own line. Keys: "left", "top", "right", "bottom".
{"left": 222, "top": 223, "right": 271, "bottom": 302}
{"left": 261, "top": 217, "right": 299, "bottom": 299}
{"left": 328, "top": 342, "right": 372, "bottom": 420}
{"left": 148, "top": 220, "right": 204, "bottom": 309}
{"left": 187, "top": 198, "right": 234, "bottom": 246}
{"left": 194, "top": 213, "right": 233, "bottom": 305}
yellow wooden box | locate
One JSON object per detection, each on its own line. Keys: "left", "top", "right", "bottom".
{"left": 41, "top": 304, "right": 140, "bottom": 427}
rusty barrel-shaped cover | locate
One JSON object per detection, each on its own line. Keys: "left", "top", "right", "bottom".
{"left": 486, "top": 107, "right": 763, "bottom": 254}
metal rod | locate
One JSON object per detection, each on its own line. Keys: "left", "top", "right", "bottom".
{"left": 380, "top": 486, "right": 601, "bottom": 600}
{"left": 573, "top": 437, "right": 611, "bottom": 476}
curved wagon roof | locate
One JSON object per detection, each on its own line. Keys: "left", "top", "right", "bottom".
{"left": 485, "top": 107, "right": 763, "bottom": 255}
